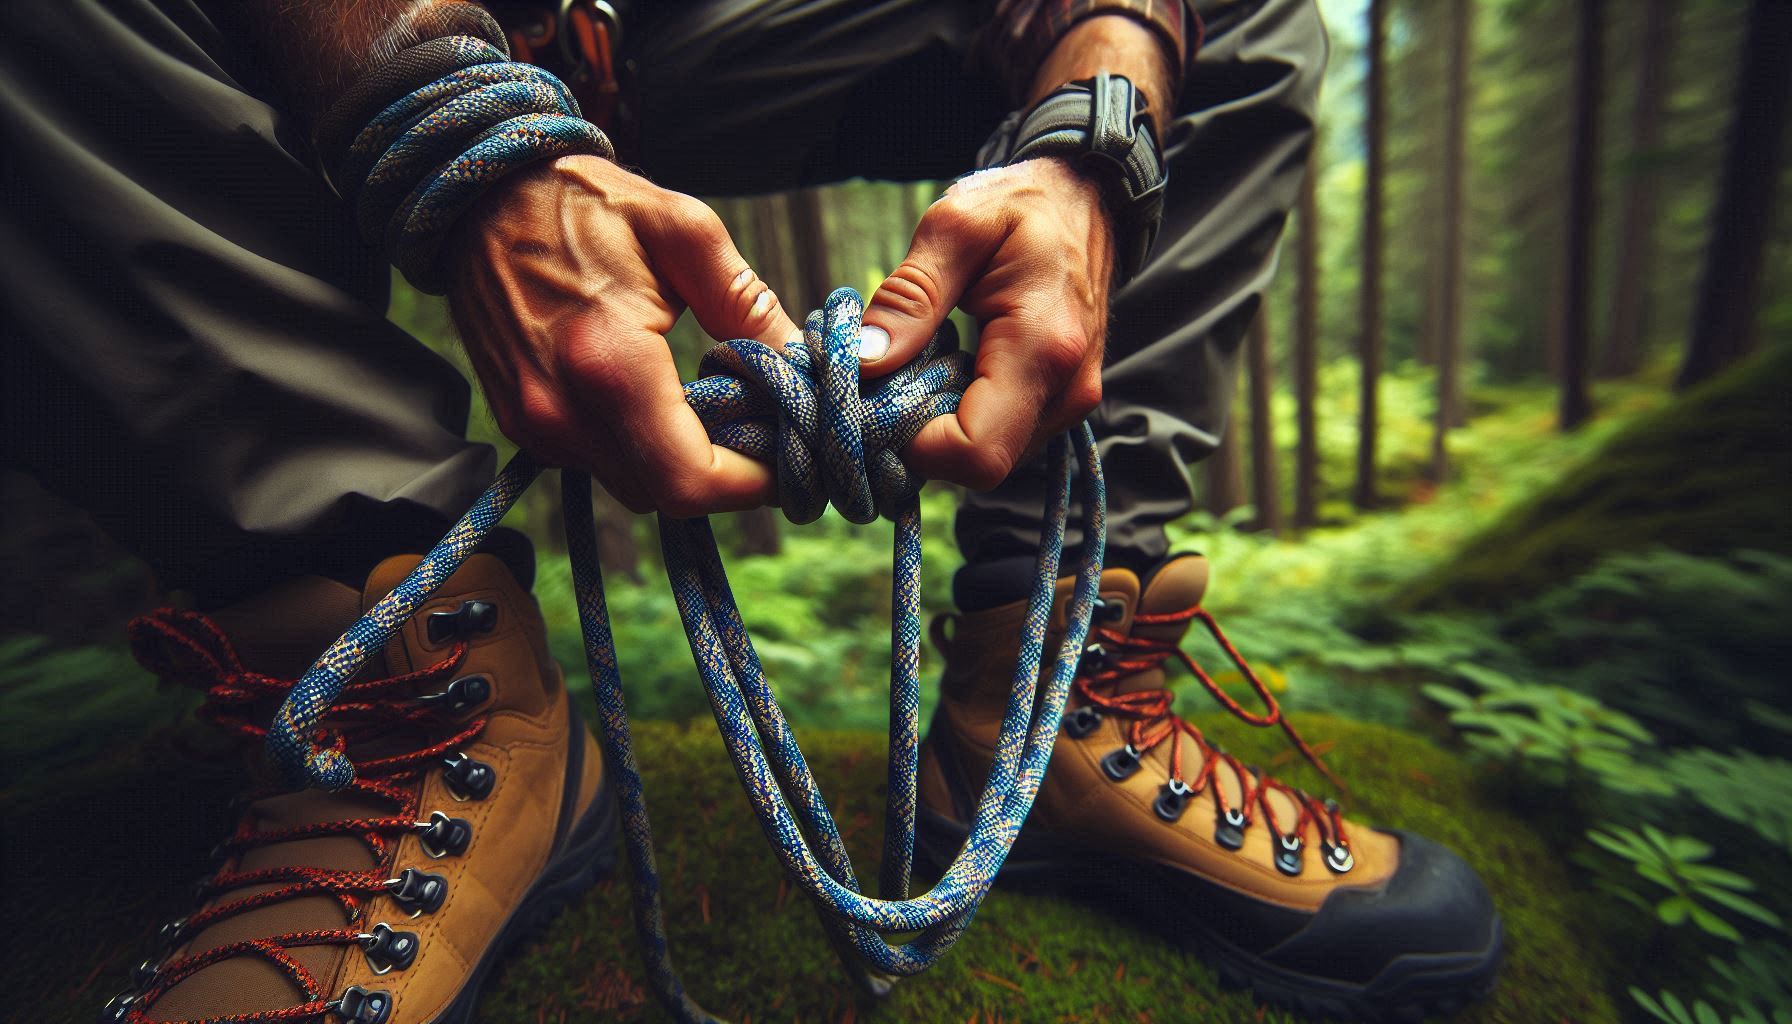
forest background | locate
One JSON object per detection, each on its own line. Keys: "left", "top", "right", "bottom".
{"left": 5, "top": 0, "right": 1792, "bottom": 1020}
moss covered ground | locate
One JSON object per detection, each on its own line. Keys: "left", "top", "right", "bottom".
{"left": 9, "top": 711, "right": 1618, "bottom": 1022}
{"left": 1401, "top": 343, "right": 1792, "bottom": 608}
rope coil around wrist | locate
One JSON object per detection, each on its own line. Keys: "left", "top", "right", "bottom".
{"left": 321, "top": 30, "right": 614, "bottom": 292}
{"left": 285, "top": 48, "right": 1106, "bottom": 1022}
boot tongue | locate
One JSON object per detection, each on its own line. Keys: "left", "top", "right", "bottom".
{"left": 1134, "top": 554, "right": 1210, "bottom": 640}
{"left": 206, "top": 575, "right": 372, "bottom": 678}
{"left": 1107, "top": 554, "right": 1209, "bottom": 696}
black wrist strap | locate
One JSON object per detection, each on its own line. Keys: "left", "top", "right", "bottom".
{"left": 1003, "top": 74, "right": 1167, "bottom": 283}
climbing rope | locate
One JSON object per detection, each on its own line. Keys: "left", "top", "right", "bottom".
{"left": 267, "top": 288, "right": 1105, "bottom": 1021}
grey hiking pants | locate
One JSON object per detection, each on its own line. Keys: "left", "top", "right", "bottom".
{"left": 0, "top": 0, "right": 1326, "bottom": 602}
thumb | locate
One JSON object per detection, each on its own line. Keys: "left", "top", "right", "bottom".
{"left": 642, "top": 194, "right": 802, "bottom": 350}
{"left": 860, "top": 202, "right": 1003, "bottom": 379}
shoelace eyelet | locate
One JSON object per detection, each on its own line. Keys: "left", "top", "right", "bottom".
{"left": 442, "top": 752, "right": 496, "bottom": 801}
{"left": 1062, "top": 706, "right": 1103, "bottom": 739}
{"left": 415, "top": 810, "right": 473, "bottom": 858}
{"left": 1274, "top": 833, "right": 1305, "bottom": 876}
{"left": 385, "top": 867, "right": 449, "bottom": 917}
{"left": 416, "top": 674, "right": 491, "bottom": 716}
{"left": 1080, "top": 642, "right": 1109, "bottom": 670}
{"left": 132, "top": 958, "right": 160, "bottom": 989}
{"left": 1100, "top": 744, "right": 1143, "bottom": 782}
{"left": 1153, "top": 778, "right": 1193, "bottom": 822}
{"left": 332, "top": 985, "right": 394, "bottom": 1024}
{"left": 359, "top": 922, "right": 420, "bottom": 975}
{"left": 98, "top": 992, "right": 136, "bottom": 1023}
{"left": 1323, "top": 840, "right": 1355, "bottom": 874}
{"left": 156, "top": 918, "right": 186, "bottom": 951}
{"left": 1090, "top": 595, "right": 1127, "bottom": 623}
{"left": 1214, "top": 806, "right": 1248, "bottom": 850}
{"left": 426, "top": 600, "right": 498, "bottom": 644}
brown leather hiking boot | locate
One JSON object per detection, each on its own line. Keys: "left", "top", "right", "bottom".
{"left": 917, "top": 554, "right": 1502, "bottom": 1022}
{"left": 103, "top": 554, "right": 616, "bottom": 1024}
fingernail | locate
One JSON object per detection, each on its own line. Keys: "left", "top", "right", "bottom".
{"left": 733, "top": 267, "right": 754, "bottom": 288}
{"left": 859, "top": 324, "right": 890, "bottom": 362}
{"left": 751, "top": 289, "right": 774, "bottom": 316}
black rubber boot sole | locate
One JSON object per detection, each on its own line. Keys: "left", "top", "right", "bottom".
{"left": 914, "top": 805, "right": 1502, "bottom": 1023}
{"left": 431, "top": 710, "right": 620, "bottom": 1024}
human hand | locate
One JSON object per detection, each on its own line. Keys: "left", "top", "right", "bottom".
{"left": 861, "top": 157, "right": 1114, "bottom": 489}
{"left": 447, "top": 155, "right": 802, "bottom": 516}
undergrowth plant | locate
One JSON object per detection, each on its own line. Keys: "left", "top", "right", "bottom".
{"left": 1584, "top": 825, "right": 1782, "bottom": 943}
{"left": 1421, "top": 664, "right": 1673, "bottom": 796}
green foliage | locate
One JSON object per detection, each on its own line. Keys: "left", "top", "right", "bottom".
{"left": 1631, "top": 945, "right": 1792, "bottom": 1024}
{"left": 1502, "top": 548, "right": 1792, "bottom": 748}
{"left": 1663, "top": 748, "right": 1792, "bottom": 857}
{"left": 1704, "top": 943, "right": 1792, "bottom": 1022}
{"left": 1421, "top": 664, "right": 1673, "bottom": 795}
{"left": 0, "top": 634, "right": 191, "bottom": 796}
{"left": 1585, "top": 825, "right": 1782, "bottom": 943}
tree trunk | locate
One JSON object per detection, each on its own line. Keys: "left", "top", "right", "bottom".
{"left": 749, "top": 193, "right": 798, "bottom": 313}
{"left": 733, "top": 507, "right": 783, "bottom": 556}
{"left": 1353, "top": 0, "right": 1387, "bottom": 509}
{"left": 591, "top": 485, "right": 642, "bottom": 584}
{"left": 1559, "top": 0, "right": 1602, "bottom": 431}
{"left": 1676, "top": 0, "right": 1792, "bottom": 390}
{"left": 1431, "top": 0, "right": 1472, "bottom": 479}
{"left": 1246, "top": 312, "right": 1283, "bottom": 535}
{"left": 1204, "top": 424, "right": 1246, "bottom": 518}
{"left": 788, "top": 186, "right": 833, "bottom": 314}
{"left": 1294, "top": 158, "right": 1321, "bottom": 531}
{"left": 1599, "top": 0, "right": 1675, "bottom": 379}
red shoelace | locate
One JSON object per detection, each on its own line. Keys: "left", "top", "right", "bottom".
{"left": 117, "top": 608, "right": 488, "bottom": 1022}
{"left": 1073, "top": 603, "right": 1351, "bottom": 857}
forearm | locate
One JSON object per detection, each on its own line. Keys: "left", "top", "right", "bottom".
{"left": 1027, "top": 14, "right": 1177, "bottom": 128}
{"left": 236, "top": 0, "right": 493, "bottom": 131}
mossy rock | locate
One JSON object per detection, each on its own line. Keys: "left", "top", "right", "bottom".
{"left": 6, "top": 714, "right": 1620, "bottom": 1022}
{"left": 1401, "top": 343, "right": 1792, "bottom": 609}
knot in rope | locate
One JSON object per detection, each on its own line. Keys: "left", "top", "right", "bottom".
{"left": 686, "top": 288, "right": 971, "bottom": 524}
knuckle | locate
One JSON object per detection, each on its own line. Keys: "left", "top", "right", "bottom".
{"left": 959, "top": 444, "right": 1014, "bottom": 492}
{"left": 652, "top": 472, "right": 711, "bottom": 519}
{"left": 922, "top": 195, "right": 978, "bottom": 238}
{"left": 873, "top": 262, "right": 945, "bottom": 322}
{"left": 671, "top": 194, "right": 724, "bottom": 238}
{"left": 1066, "top": 372, "right": 1103, "bottom": 418}
{"left": 1035, "top": 331, "right": 1089, "bottom": 382}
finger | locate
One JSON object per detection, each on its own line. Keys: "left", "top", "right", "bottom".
{"left": 859, "top": 194, "right": 1005, "bottom": 379}
{"left": 638, "top": 193, "right": 803, "bottom": 350}
{"left": 900, "top": 313, "right": 1093, "bottom": 490}
{"left": 558, "top": 318, "right": 777, "bottom": 517}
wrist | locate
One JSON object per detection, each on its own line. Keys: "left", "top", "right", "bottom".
{"left": 1027, "top": 15, "right": 1175, "bottom": 131}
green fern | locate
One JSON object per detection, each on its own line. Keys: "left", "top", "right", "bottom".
{"left": 1422, "top": 664, "right": 1673, "bottom": 795}
{"left": 1587, "top": 825, "right": 1783, "bottom": 943}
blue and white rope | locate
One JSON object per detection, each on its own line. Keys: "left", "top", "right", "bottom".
{"left": 267, "top": 290, "right": 1103, "bottom": 1021}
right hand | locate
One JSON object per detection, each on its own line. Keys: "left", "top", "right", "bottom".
{"left": 446, "top": 155, "right": 802, "bottom": 517}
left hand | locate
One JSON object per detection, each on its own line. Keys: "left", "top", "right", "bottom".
{"left": 860, "top": 156, "right": 1114, "bottom": 490}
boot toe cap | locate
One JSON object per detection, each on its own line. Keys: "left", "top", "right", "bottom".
{"left": 1263, "top": 829, "right": 1502, "bottom": 987}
